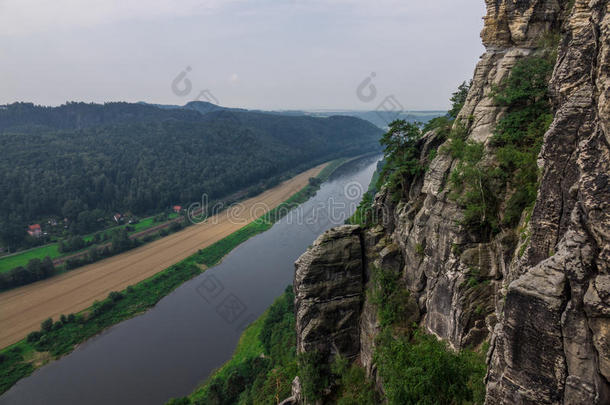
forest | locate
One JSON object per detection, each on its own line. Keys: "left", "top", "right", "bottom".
{"left": 0, "top": 102, "right": 382, "bottom": 250}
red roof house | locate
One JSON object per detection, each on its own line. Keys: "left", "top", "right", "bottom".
{"left": 27, "top": 224, "right": 42, "bottom": 237}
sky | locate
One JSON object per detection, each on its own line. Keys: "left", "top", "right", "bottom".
{"left": 0, "top": 0, "right": 486, "bottom": 111}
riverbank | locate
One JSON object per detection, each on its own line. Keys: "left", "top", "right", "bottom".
{"left": 0, "top": 157, "right": 352, "bottom": 395}
{"left": 168, "top": 288, "right": 298, "bottom": 405}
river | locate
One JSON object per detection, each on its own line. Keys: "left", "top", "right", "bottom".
{"left": 0, "top": 155, "right": 380, "bottom": 405}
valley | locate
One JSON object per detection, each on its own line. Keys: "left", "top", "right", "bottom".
{"left": 0, "top": 163, "right": 324, "bottom": 349}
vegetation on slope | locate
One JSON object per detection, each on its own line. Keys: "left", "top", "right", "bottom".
{"left": 375, "top": 329, "right": 486, "bottom": 405}
{"left": 292, "top": 264, "right": 486, "bottom": 405}
{"left": 372, "top": 50, "right": 554, "bottom": 240}
{"left": 345, "top": 160, "right": 381, "bottom": 227}
{"left": 0, "top": 103, "right": 381, "bottom": 252}
{"left": 377, "top": 120, "right": 425, "bottom": 201}
{"left": 369, "top": 266, "right": 487, "bottom": 405}
{"left": 364, "top": 45, "right": 557, "bottom": 405}
{"left": 444, "top": 54, "right": 554, "bottom": 237}
{"left": 371, "top": 81, "right": 471, "bottom": 207}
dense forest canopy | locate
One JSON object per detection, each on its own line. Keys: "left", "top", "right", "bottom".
{"left": 0, "top": 102, "right": 382, "bottom": 248}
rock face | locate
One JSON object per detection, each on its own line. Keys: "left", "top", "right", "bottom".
{"left": 294, "top": 225, "right": 364, "bottom": 360}
{"left": 465, "top": 0, "right": 563, "bottom": 144}
{"left": 292, "top": 1, "right": 609, "bottom": 404}
{"left": 486, "top": 1, "right": 610, "bottom": 403}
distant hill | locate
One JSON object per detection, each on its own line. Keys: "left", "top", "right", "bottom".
{"left": 137, "top": 100, "right": 248, "bottom": 115}
{"left": 0, "top": 102, "right": 382, "bottom": 246}
{"left": 271, "top": 109, "right": 448, "bottom": 129}
{"left": 132, "top": 101, "right": 446, "bottom": 129}
{"left": 0, "top": 102, "right": 207, "bottom": 132}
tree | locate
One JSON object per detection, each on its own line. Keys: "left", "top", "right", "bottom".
{"left": 378, "top": 120, "right": 424, "bottom": 200}
{"left": 41, "top": 318, "right": 53, "bottom": 332}
{"left": 88, "top": 246, "right": 99, "bottom": 262}
{"left": 299, "top": 350, "right": 330, "bottom": 402}
{"left": 374, "top": 329, "right": 484, "bottom": 405}
{"left": 11, "top": 267, "right": 29, "bottom": 285}
{"left": 41, "top": 256, "right": 54, "bottom": 277}
{"left": 0, "top": 219, "right": 25, "bottom": 252}
{"left": 27, "top": 331, "right": 42, "bottom": 343}
{"left": 62, "top": 199, "right": 83, "bottom": 221}
{"left": 448, "top": 80, "right": 471, "bottom": 119}
{"left": 111, "top": 229, "right": 132, "bottom": 253}
{"left": 76, "top": 210, "right": 97, "bottom": 234}
{"left": 491, "top": 56, "right": 554, "bottom": 227}
{"left": 26, "top": 258, "right": 43, "bottom": 281}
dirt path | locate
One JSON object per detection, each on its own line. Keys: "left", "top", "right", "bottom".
{"left": 0, "top": 164, "right": 326, "bottom": 349}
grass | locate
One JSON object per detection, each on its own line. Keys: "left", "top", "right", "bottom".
{"left": 0, "top": 245, "right": 60, "bottom": 273}
{"left": 0, "top": 157, "right": 352, "bottom": 396}
{"left": 0, "top": 213, "right": 179, "bottom": 274}
{"left": 132, "top": 217, "right": 155, "bottom": 232}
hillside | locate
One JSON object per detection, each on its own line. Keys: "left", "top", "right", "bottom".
{"left": 0, "top": 103, "right": 382, "bottom": 249}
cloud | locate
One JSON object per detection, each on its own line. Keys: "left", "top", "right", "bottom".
{"left": 0, "top": 0, "right": 486, "bottom": 109}
{"left": 0, "top": 0, "right": 480, "bottom": 36}
{"left": 0, "top": 0, "right": 242, "bottom": 36}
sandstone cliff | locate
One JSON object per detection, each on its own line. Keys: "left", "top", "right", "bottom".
{"left": 486, "top": 1, "right": 610, "bottom": 403}
{"left": 292, "top": 0, "right": 609, "bottom": 403}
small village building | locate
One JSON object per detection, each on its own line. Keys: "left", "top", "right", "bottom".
{"left": 27, "top": 224, "right": 42, "bottom": 237}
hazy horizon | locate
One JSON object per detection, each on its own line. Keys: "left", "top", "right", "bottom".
{"left": 1, "top": 0, "right": 486, "bottom": 111}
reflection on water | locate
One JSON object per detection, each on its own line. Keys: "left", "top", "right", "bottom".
{"left": 0, "top": 155, "right": 380, "bottom": 405}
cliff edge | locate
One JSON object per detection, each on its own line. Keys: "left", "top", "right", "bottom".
{"left": 292, "top": 1, "right": 609, "bottom": 403}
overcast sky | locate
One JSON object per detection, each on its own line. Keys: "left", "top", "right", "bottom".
{"left": 0, "top": 0, "right": 486, "bottom": 110}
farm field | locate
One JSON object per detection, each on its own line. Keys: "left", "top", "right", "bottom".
{"left": 0, "top": 163, "right": 325, "bottom": 349}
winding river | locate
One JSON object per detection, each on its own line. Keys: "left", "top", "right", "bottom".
{"left": 0, "top": 155, "right": 380, "bottom": 405}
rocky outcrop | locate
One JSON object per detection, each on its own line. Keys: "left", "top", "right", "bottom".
{"left": 279, "top": 377, "right": 303, "bottom": 405}
{"left": 464, "top": 0, "right": 563, "bottom": 143}
{"left": 294, "top": 225, "right": 365, "bottom": 360}
{"left": 291, "top": 1, "right": 609, "bottom": 404}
